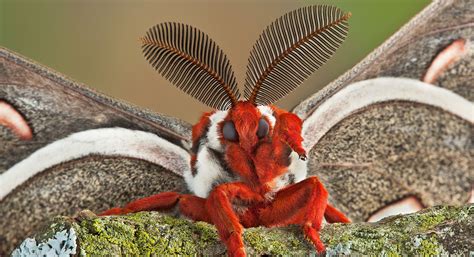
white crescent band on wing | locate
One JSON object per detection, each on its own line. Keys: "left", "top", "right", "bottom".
{"left": 302, "top": 77, "right": 474, "bottom": 150}
{"left": 367, "top": 196, "right": 424, "bottom": 223}
{"left": 0, "top": 127, "right": 190, "bottom": 200}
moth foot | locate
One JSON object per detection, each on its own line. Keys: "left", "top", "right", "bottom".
{"left": 73, "top": 210, "right": 99, "bottom": 222}
{"left": 299, "top": 153, "right": 308, "bottom": 161}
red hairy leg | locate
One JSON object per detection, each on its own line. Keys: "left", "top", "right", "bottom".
{"left": 255, "top": 177, "right": 329, "bottom": 252}
{"left": 271, "top": 106, "right": 306, "bottom": 159}
{"left": 99, "top": 192, "right": 211, "bottom": 223}
{"left": 325, "top": 203, "right": 351, "bottom": 223}
{"left": 100, "top": 191, "right": 180, "bottom": 215}
{"left": 178, "top": 194, "right": 212, "bottom": 223}
{"left": 206, "top": 182, "right": 264, "bottom": 257}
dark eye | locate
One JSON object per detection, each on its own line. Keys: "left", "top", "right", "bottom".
{"left": 222, "top": 121, "right": 238, "bottom": 141}
{"left": 257, "top": 118, "right": 269, "bottom": 139}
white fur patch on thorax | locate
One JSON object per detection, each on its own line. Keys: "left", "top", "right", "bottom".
{"left": 272, "top": 151, "right": 308, "bottom": 191}
{"left": 184, "top": 147, "right": 226, "bottom": 197}
{"left": 287, "top": 151, "right": 308, "bottom": 182}
{"left": 206, "top": 110, "right": 228, "bottom": 152}
{"left": 184, "top": 110, "right": 236, "bottom": 197}
{"left": 257, "top": 105, "right": 276, "bottom": 127}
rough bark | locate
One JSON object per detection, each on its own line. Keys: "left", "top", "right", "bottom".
{"left": 12, "top": 204, "right": 473, "bottom": 256}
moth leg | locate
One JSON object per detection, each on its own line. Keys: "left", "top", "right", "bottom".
{"left": 0, "top": 100, "right": 32, "bottom": 140}
{"left": 178, "top": 194, "right": 211, "bottom": 223}
{"left": 255, "top": 177, "right": 332, "bottom": 253}
{"left": 206, "top": 182, "right": 264, "bottom": 257}
{"left": 325, "top": 203, "right": 351, "bottom": 223}
{"left": 100, "top": 192, "right": 211, "bottom": 223}
{"left": 271, "top": 107, "right": 306, "bottom": 159}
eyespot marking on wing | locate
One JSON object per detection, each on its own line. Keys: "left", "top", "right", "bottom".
{"left": 367, "top": 196, "right": 423, "bottom": 222}
{"left": 422, "top": 39, "right": 468, "bottom": 84}
{"left": 0, "top": 100, "right": 33, "bottom": 140}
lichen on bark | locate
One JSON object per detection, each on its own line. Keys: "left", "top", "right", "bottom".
{"left": 14, "top": 204, "right": 473, "bottom": 256}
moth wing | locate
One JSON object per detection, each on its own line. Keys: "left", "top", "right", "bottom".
{"left": 298, "top": 0, "right": 473, "bottom": 222}
{"left": 294, "top": 0, "right": 472, "bottom": 118}
{"left": 0, "top": 47, "right": 191, "bottom": 253}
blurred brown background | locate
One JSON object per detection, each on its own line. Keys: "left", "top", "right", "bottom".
{"left": 0, "top": 0, "right": 429, "bottom": 123}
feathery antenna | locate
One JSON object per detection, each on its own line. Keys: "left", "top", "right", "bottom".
{"left": 141, "top": 22, "right": 240, "bottom": 110}
{"left": 244, "top": 5, "right": 351, "bottom": 105}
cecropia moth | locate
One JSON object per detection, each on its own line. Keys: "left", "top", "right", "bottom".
{"left": 1, "top": 0, "right": 472, "bottom": 255}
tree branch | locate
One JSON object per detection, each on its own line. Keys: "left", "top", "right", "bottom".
{"left": 12, "top": 204, "right": 473, "bottom": 256}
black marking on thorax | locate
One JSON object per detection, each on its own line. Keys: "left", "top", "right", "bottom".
{"left": 288, "top": 173, "right": 296, "bottom": 184}
{"left": 191, "top": 122, "right": 211, "bottom": 176}
{"left": 191, "top": 124, "right": 210, "bottom": 155}
{"left": 191, "top": 162, "right": 198, "bottom": 176}
{"left": 208, "top": 148, "right": 238, "bottom": 181}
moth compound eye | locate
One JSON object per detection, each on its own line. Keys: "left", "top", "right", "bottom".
{"left": 257, "top": 118, "right": 269, "bottom": 139}
{"left": 222, "top": 121, "right": 238, "bottom": 141}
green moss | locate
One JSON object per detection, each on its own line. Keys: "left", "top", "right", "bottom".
{"left": 417, "top": 236, "right": 442, "bottom": 255}
{"left": 324, "top": 224, "right": 402, "bottom": 255}
{"left": 35, "top": 219, "right": 71, "bottom": 244}
{"left": 192, "top": 221, "right": 219, "bottom": 245}
{"left": 243, "top": 226, "right": 310, "bottom": 256}
{"left": 76, "top": 218, "right": 140, "bottom": 255}
{"left": 415, "top": 206, "right": 450, "bottom": 230}
{"left": 15, "top": 205, "right": 471, "bottom": 256}
{"left": 80, "top": 212, "right": 311, "bottom": 256}
{"left": 244, "top": 228, "right": 285, "bottom": 255}
{"left": 321, "top": 205, "right": 474, "bottom": 255}
{"left": 71, "top": 212, "right": 192, "bottom": 255}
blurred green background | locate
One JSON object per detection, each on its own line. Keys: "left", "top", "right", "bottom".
{"left": 0, "top": 0, "right": 430, "bottom": 123}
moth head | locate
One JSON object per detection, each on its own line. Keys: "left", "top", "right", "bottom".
{"left": 219, "top": 101, "right": 272, "bottom": 153}
{"left": 140, "top": 5, "right": 351, "bottom": 110}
